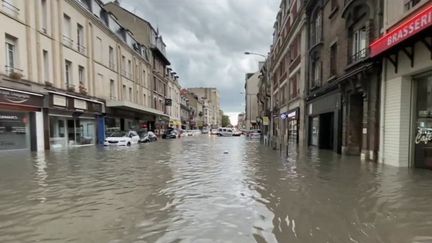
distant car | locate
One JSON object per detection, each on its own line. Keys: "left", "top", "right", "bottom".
{"left": 248, "top": 130, "right": 261, "bottom": 139}
{"left": 201, "top": 129, "right": 209, "bottom": 134}
{"left": 218, "top": 127, "right": 234, "bottom": 137}
{"left": 233, "top": 130, "right": 242, "bottom": 136}
{"left": 210, "top": 129, "right": 219, "bottom": 135}
{"left": 138, "top": 131, "right": 157, "bottom": 143}
{"left": 104, "top": 131, "right": 140, "bottom": 146}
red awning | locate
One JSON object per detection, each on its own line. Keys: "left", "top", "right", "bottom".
{"left": 370, "top": 3, "right": 432, "bottom": 57}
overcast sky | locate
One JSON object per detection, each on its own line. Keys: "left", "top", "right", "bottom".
{"left": 107, "top": 0, "right": 279, "bottom": 124}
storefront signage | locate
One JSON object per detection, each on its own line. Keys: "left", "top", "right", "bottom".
{"left": 370, "top": 4, "right": 432, "bottom": 57}
{"left": 53, "top": 95, "right": 67, "bottom": 107}
{"left": 287, "top": 111, "right": 297, "bottom": 119}
{"left": 0, "top": 114, "right": 18, "bottom": 120}
{"left": 415, "top": 127, "right": 432, "bottom": 144}
{"left": 74, "top": 99, "right": 87, "bottom": 110}
{"left": 262, "top": 116, "right": 269, "bottom": 126}
{"left": 0, "top": 88, "right": 43, "bottom": 107}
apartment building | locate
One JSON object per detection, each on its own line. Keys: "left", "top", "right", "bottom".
{"left": 105, "top": 2, "right": 176, "bottom": 135}
{"left": 303, "top": 0, "right": 383, "bottom": 160}
{"left": 188, "top": 87, "right": 221, "bottom": 128}
{"left": 269, "top": 0, "right": 307, "bottom": 152}
{"left": 166, "top": 70, "right": 181, "bottom": 128}
{"left": 0, "top": 0, "right": 174, "bottom": 151}
{"left": 245, "top": 72, "right": 260, "bottom": 130}
{"left": 370, "top": 0, "right": 432, "bottom": 168}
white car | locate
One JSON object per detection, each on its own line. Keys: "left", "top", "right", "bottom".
{"left": 104, "top": 131, "right": 140, "bottom": 146}
{"left": 218, "top": 127, "right": 234, "bottom": 137}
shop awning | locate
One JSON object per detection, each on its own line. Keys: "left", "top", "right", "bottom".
{"left": 106, "top": 100, "right": 169, "bottom": 118}
{"left": 370, "top": 3, "right": 432, "bottom": 57}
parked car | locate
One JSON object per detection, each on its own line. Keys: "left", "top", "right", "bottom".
{"left": 210, "top": 129, "right": 219, "bottom": 135}
{"left": 104, "top": 131, "right": 140, "bottom": 146}
{"left": 218, "top": 127, "right": 234, "bottom": 137}
{"left": 233, "top": 129, "right": 242, "bottom": 136}
{"left": 162, "top": 129, "right": 178, "bottom": 139}
{"left": 201, "top": 129, "right": 209, "bottom": 134}
{"left": 248, "top": 130, "right": 261, "bottom": 139}
{"left": 138, "top": 131, "right": 157, "bottom": 143}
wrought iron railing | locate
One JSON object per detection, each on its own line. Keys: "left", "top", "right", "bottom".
{"left": 349, "top": 48, "right": 369, "bottom": 64}
{"left": 62, "top": 35, "right": 73, "bottom": 48}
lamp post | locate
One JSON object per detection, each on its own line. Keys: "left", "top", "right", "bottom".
{"left": 244, "top": 52, "right": 266, "bottom": 58}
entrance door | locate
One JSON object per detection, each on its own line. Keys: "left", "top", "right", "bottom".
{"left": 319, "top": 112, "right": 334, "bottom": 150}
{"left": 414, "top": 75, "right": 432, "bottom": 169}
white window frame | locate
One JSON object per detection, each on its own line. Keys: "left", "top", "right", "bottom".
{"left": 65, "top": 60, "right": 72, "bottom": 87}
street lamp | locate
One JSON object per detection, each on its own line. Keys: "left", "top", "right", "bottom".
{"left": 244, "top": 51, "right": 266, "bottom": 58}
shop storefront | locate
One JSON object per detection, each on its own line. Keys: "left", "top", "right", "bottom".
{"left": 370, "top": 3, "right": 432, "bottom": 168}
{"left": 307, "top": 90, "right": 342, "bottom": 152}
{"left": 286, "top": 108, "right": 299, "bottom": 144}
{"left": 0, "top": 87, "right": 44, "bottom": 151}
{"left": 47, "top": 92, "right": 104, "bottom": 149}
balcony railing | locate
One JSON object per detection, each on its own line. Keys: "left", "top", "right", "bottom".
{"left": 5, "top": 65, "right": 23, "bottom": 78}
{"left": 349, "top": 48, "right": 369, "bottom": 64}
{"left": 2, "top": 0, "right": 19, "bottom": 17}
{"left": 62, "top": 35, "right": 73, "bottom": 48}
{"left": 77, "top": 44, "right": 86, "bottom": 54}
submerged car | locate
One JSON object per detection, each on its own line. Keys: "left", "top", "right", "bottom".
{"left": 162, "top": 129, "right": 178, "bottom": 139}
{"left": 104, "top": 131, "right": 140, "bottom": 146}
{"left": 138, "top": 131, "right": 158, "bottom": 143}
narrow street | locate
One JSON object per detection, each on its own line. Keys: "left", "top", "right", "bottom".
{"left": 1, "top": 137, "right": 432, "bottom": 243}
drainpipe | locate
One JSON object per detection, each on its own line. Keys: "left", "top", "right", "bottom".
{"left": 379, "top": 58, "right": 387, "bottom": 164}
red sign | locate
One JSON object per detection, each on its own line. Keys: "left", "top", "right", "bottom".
{"left": 370, "top": 3, "right": 432, "bottom": 57}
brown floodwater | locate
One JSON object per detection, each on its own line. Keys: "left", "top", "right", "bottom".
{"left": 0, "top": 136, "right": 432, "bottom": 243}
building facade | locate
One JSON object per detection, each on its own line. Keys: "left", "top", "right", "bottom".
{"left": 371, "top": 0, "right": 432, "bottom": 168}
{"left": 188, "top": 87, "right": 221, "bottom": 128}
{"left": 0, "top": 0, "right": 184, "bottom": 151}
{"left": 269, "top": 0, "right": 307, "bottom": 152}
{"left": 245, "top": 72, "right": 260, "bottom": 130}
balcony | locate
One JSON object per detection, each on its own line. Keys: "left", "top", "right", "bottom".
{"left": 2, "top": 0, "right": 19, "bottom": 17}
{"left": 349, "top": 48, "right": 369, "bottom": 65}
{"left": 5, "top": 65, "right": 23, "bottom": 79}
{"left": 62, "top": 35, "right": 73, "bottom": 48}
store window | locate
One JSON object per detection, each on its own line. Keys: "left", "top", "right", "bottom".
{"left": 415, "top": 75, "right": 432, "bottom": 168}
{"left": 49, "top": 116, "right": 95, "bottom": 148}
{"left": 0, "top": 111, "right": 30, "bottom": 150}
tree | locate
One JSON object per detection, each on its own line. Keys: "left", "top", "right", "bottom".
{"left": 222, "top": 115, "right": 231, "bottom": 127}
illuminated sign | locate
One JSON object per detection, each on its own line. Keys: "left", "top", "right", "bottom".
{"left": 370, "top": 4, "right": 432, "bottom": 57}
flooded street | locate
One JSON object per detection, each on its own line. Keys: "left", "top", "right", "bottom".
{"left": 1, "top": 136, "right": 432, "bottom": 243}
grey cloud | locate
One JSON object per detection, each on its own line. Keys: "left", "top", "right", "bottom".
{"left": 112, "top": 0, "right": 278, "bottom": 112}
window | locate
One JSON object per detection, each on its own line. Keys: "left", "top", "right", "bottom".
{"left": 41, "top": 0, "right": 48, "bottom": 32}
{"left": 330, "top": 43, "right": 337, "bottom": 76}
{"left": 65, "top": 60, "right": 72, "bottom": 87}
{"left": 136, "top": 90, "right": 139, "bottom": 103}
{"left": 5, "top": 35, "right": 17, "bottom": 74}
{"left": 129, "top": 87, "right": 132, "bottom": 101}
{"left": 142, "top": 70, "right": 146, "bottom": 86}
{"left": 351, "top": 27, "right": 367, "bottom": 63}
{"left": 143, "top": 94, "right": 146, "bottom": 106}
{"left": 96, "top": 37, "right": 102, "bottom": 61}
{"left": 109, "top": 46, "right": 114, "bottom": 69}
{"left": 43, "top": 50, "right": 49, "bottom": 82}
{"left": 63, "top": 14, "right": 72, "bottom": 46}
{"left": 122, "top": 85, "right": 126, "bottom": 99}
{"left": 77, "top": 24, "right": 84, "bottom": 53}
{"left": 128, "top": 60, "right": 132, "bottom": 78}
{"left": 3, "top": 0, "right": 19, "bottom": 17}
{"left": 311, "top": 10, "right": 322, "bottom": 45}
{"left": 405, "top": 0, "right": 421, "bottom": 11}
{"left": 153, "top": 77, "right": 157, "bottom": 91}
{"left": 78, "top": 65, "right": 85, "bottom": 84}
{"left": 110, "top": 79, "right": 115, "bottom": 99}
{"left": 121, "top": 55, "right": 126, "bottom": 75}
{"left": 311, "top": 59, "right": 321, "bottom": 88}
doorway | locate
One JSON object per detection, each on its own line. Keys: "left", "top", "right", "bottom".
{"left": 319, "top": 112, "right": 334, "bottom": 150}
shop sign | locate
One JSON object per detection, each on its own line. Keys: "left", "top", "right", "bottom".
{"left": 0, "top": 88, "right": 43, "bottom": 107}
{"left": 262, "top": 116, "right": 269, "bottom": 126}
{"left": 370, "top": 4, "right": 432, "bottom": 57}
{"left": 280, "top": 113, "right": 287, "bottom": 120}
{"left": 0, "top": 114, "right": 19, "bottom": 120}
{"left": 415, "top": 127, "right": 432, "bottom": 144}
{"left": 287, "top": 111, "right": 297, "bottom": 119}
{"left": 53, "top": 95, "right": 67, "bottom": 107}
{"left": 74, "top": 99, "right": 87, "bottom": 110}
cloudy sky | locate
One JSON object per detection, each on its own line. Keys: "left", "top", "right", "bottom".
{"left": 109, "top": 0, "right": 279, "bottom": 124}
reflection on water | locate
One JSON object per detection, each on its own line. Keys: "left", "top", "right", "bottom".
{"left": 1, "top": 137, "right": 432, "bottom": 242}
